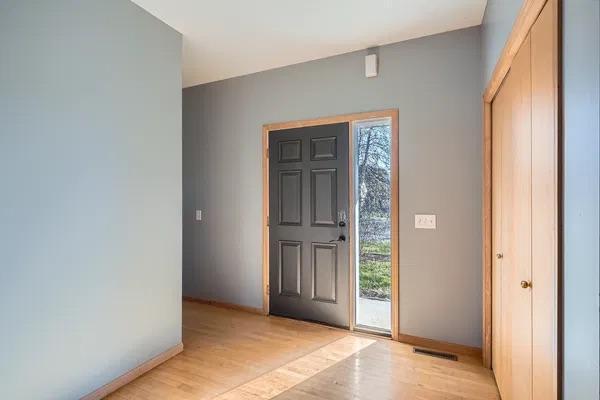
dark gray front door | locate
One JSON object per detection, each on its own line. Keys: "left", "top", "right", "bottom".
{"left": 269, "top": 123, "right": 349, "bottom": 328}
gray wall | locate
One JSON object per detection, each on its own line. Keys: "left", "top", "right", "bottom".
{"left": 0, "top": 1, "right": 182, "bottom": 399}
{"left": 482, "top": 1, "right": 600, "bottom": 398}
{"left": 183, "top": 27, "right": 483, "bottom": 347}
{"left": 481, "top": 0, "right": 522, "bottom": 85}
{"left": 562, "top": 1, "right": 600, "bottom": 398}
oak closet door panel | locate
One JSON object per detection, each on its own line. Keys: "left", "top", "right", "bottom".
{"left": 493, "top": 54, "right": 521, "bottom": 400}
{"left": 498, "top": 66, "right": 517, "bottom": 400}
{"left": 531, "top": 1, "right": 558, "bottom": 398}
{"left": 491, "top": 76, "right": 508, "bottom": 393}
{"left": 507, "top": 33, "right": 533, "bottom": 400}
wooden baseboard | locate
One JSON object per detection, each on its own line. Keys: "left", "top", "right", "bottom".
{"left": 81, "top": 343, "right": 183, "bottom": 400}
{"left": 397, "top": 333, "right": 482, "bottom": 359}
{"left": 183, "top": 296, "right": 265, "bottom": 315}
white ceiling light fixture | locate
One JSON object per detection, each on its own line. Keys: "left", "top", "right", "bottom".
{"left": 131, "top": 0, "right": 487, "bottom": 88}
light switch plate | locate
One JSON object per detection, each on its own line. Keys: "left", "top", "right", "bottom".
{"left": 195, "top": 210, "right": 202, "bottom": 221}
{"left": 415, "top": 214, "right": 436, "bottom": 229}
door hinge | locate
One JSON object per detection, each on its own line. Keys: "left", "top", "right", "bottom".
{"left": 266, "top": 148, "right": 270, "bottom": 158}
{"left": 266, "top": 284, "right": 270, "bottom": 295}
{"left": 267, "top": 216, "right": 270, "bottom": 226}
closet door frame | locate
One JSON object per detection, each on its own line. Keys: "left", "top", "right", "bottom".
{"left": 481, "top": 1, "right": 560, "bottom": 395}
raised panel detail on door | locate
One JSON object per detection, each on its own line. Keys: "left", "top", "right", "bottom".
{"left": 311, "top": 136, "right": 337, "bottom": 160}
{"left": 312, "top": 243, "right": 337, "bottom": 302}
{"left": 311, "top": 168, "right": 337, "bottom": 226}
{"left": 279, "top": 241, "right": 301, "bottom": 297}
{"left": 279, "top": 140, "right": 302, "bottom": 162}
{"left": 279, "top": 170, "right": 302, "bottom": 225}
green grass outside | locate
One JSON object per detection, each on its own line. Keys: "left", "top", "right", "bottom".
{"left": 360, "top": 241, "right": 391, "bottom": 255}
{"left": 359, "top": 240, "right": 391, "bottom": 300}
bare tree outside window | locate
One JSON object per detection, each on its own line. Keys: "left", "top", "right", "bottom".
{"left": 357, "top": 124, "right": 391, "bottom": 300}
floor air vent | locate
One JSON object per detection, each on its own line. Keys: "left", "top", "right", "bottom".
{"left": 413, "top": 347, "right": 458, "bottom": 361}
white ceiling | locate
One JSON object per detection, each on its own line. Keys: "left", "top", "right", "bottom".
{"left": 132, "top": 0, "right": 487, "bottom": 88}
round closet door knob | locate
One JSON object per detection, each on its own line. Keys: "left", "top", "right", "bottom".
{"left": 520, "top": 280, "right": 531, "bottom": 289}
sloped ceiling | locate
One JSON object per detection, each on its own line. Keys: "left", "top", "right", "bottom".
{"left": 132, "top": 0, "right": 487, "bottom": 87}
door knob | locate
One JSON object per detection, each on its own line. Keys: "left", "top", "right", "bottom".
{"left": 496, "top": 253, "right": 503, "bottom": 259}
{"left": 329, "top": 235, "right": 346, "bottom": 243}
{"left": 520, "top": 280, "right": 531, "bottom": 289}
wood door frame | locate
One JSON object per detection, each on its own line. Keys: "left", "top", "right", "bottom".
{"left": 262, "top": 109, "right": 399, "bottom": 340}
{"left": 482, "top": 0, "right": 560, "bottom": 371}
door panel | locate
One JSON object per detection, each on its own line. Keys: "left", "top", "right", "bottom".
{"left": 279, "top": 241, "right": 301, "bottom": 297}
{"left": 499, "top": 64, "right": 517, "bottom": 399}
{"left": 269, "top": 123, "right": 349, "bottom": 328}
{"left": 279, "top": 139, "right": 302, "bottom": 162}
{"left": 311, "top": 169, "right": 337, "bottom": 226}
{"left": 507, "top": 34, "right": 532, "bottom": 400}
{"left": 312, "top": 242, "right": 337, "bottom": 302}
{"left": 492, "top": 33, "right": 533, "bottom": 400}
{"left": 491, "top": 70, "right": 507, "bottom": 391}
{"left": 530, "top": 2, "right": 558, "bottom": 398}
{"left": 279, "top": 170, "right": 302, "bottom": 225}
{"left": 311, "top": 136, "right": 337, "bottom": 160}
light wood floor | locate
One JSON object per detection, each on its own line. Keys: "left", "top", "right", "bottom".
{"left": 107, "top": 301, "right": 499, "bottom": 399}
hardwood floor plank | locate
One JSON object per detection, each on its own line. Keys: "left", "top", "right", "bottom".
{"left": 214, "top": 336, "right": 376, "bottom": 400}
{"left": 107, "top": 301, "right": 498, "bottom": 399}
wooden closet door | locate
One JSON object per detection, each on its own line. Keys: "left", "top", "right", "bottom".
{"left": 492, "top": 32, "right": 533, "bottom": 400}
{"left": 491, "top": 66, "right": 509, "bottom": 394}
{"left": 491, "top": 1, "right": 557, "bottom": 399}
{"left": 507, "top": 33, "right": 533, "bottom": 400}
{"left": 530, "top": 1, "right": 558, "bottom": 398}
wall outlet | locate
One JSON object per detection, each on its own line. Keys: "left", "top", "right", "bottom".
{"left": 415, "top": 214, "right": 436, "bottom": 229}
{"left": 195, "top": 210, "right": 202, "bottom": 221}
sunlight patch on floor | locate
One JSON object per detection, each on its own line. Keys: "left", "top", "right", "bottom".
{"left": 212, "top": 336, "right": 376, "bottom": 400}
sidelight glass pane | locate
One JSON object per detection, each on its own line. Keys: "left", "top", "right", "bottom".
{"left": 355, "top": 120, "right": 392, "bottom": 332}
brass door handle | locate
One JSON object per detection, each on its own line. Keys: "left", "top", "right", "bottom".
{"left": 520, "top": 280, "right": 531, "bottom": 289}
{"left": 496, "top": 253, "right": 503, "bottom": 259}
